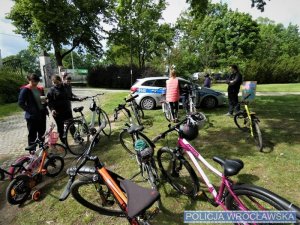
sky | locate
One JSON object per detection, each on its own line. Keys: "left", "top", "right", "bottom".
{"left": 1, "top": 0, "right": 300, "bottom": 58}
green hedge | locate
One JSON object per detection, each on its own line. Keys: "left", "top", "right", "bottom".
{"left": 0, "top": 68, "right": 26, "bottom": 104}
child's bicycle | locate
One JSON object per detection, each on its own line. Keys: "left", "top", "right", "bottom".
{"left": 234, "top": 93, "right": 263, "bottom": 151}
{"left": 6, "top": 130, "right": 65, "bottom": 205}
{"left": 155, "top": 114, "right": 300, "bottom": 223}
{"left": 63, "top": 93, "right": 111, "bottom": 156}
{"left": 59, "top": 122, "right": 160, "bottom": 225}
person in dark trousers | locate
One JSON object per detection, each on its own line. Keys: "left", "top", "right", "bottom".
{"left": 18, "top": 73, "right": 48, "bottom": 145}
{"left": 47, "top": 75, "right": 73, "bottom": 142}
{"left": 226, "top": 64, "right": 243, "bottom": 116}
{"left": 203, "top": 74, "right": 211, "bottom": 88}
{"left": 63, "top": 75, "right": 81, "bottom": 101}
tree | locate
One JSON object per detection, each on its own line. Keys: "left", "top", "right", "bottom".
{"left": 7, "top": 0, "right": 114, "bottom": 67}
{"left": 107, "top": 0, "right": 174, "bottom": 71}
{"left": 186, "top": 0, "right": 270, "bottom": 19}
{"left": 175, "top": 3, "right": 260, "bottom": 74}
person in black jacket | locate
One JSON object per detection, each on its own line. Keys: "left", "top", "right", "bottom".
{"left": 226, "top": 64, "right": 243, "bottom": 116}
{"left": 18, "top": 73, "right": 48, "bottom": 145}
{"left": 47, "top": 75, "right": 73, "bottom": 142}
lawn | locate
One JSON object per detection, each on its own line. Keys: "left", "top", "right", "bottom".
{"left": 0, "top": 92, "right": 300, "bottom": 225}
{"left": 0, "top": 102, "right": 21, "bottom": 120}
{"left": 211, "top": 83, "right": 300, "bottom": 92}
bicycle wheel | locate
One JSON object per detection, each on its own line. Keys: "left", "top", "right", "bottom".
{"left": 137, "top": 105, "right": 144, "bottom": 119}
{"left": 48, "top": 143, "right": 67, "bottom": 158}
{"left": 98, "top": 109, "right": 112, "bottom": 137}
{"left": 6, "top": 175, "right": 31, "bottom": 205}
{"left": 144, "top": 159, "right": 159, "bottom": 189}
{"left": 163, "top": 103, "right": 172, "bottom": 122}
{"left": 252, "top": 117, "right": 263, "bottom": 152}
{"left": 65, "top": 120, "right": 89, "bottom": 156}
{"left": 157, "top": 147, "right": 199, "bottom": 197}
{"left": 44, "top": 156, "right": 64, "bottom": 177}
{"left": 234, "top": 111, "right": 249, "bottom": 132}
{"left": 71, "top": 176, "right": 124, "bottom": 217}
{"left": 119, "top": 130, "right": 153, "bottom": 156}
{"left": 132, "top": 105, "right": 142, "bottom": 125}
{"left": 225, "top": 184, "right": 300, "bottom": 224}
{"left": 0, "top": 170, "right": 4, "bottom": 180}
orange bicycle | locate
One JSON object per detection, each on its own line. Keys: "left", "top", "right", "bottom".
{"left": 6, "top": 137, "right": 64, "bottom": 205}
{"left": 60, "top": 123, "right": 160, "bottom": 224}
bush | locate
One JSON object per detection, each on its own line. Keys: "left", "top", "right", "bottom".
{"left": 0, "top": 68, "right": 26, "bottom": 104}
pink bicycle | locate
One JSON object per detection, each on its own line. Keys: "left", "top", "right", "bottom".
{"left": 156, "top": 114, "right": 300, "bottom": 224}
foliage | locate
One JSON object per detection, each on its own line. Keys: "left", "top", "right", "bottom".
{"left": 7, "top": 0, "right": 114, "bottom": 66}
{"left": 174, "top": 3, "right": 260, "bottom": 75}
{"left": 3, "top": 50, "right": 40, "bottom": 75}
{"left": 0, "top": 68, "right": 26, "bottom": 104}
{"left": 107, "top": 0, "right": 174, "bottom": 71}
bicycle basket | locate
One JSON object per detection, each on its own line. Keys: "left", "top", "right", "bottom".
{"left": 134, "top": 139, "right": 153, "bottom": 162}
{"left": 48, "top": 131, "right": 59, "bottom": 145}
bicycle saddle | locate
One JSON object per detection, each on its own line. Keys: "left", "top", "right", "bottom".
{"left": 73, "top": 106, "right": 84, "bottom": 113}
{"left": 120, "top": 179, "right": 160, "bottom": 218}
{"left": 213, "top": 157, "right": 244, "bottom": 177}
{"left": 127, "top": 124, "right": 144, "bottom": 134}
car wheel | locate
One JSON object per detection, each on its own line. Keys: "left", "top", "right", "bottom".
{"left": 202, "top": 96, "right": 217, "bottom": 109}
{"left": 141, "top": 97, "right": 156, "bottom": 110}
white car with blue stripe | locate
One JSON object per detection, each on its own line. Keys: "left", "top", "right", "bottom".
{"left": 130, "top": 76, "right": 226, "bottom": 110}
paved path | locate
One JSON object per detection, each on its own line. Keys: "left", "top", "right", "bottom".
{"left": 0, "top": 88, "right": 105, "bottom": 168}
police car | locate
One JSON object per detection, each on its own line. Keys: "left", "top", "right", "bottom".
{"left": 130, "top": 76, "right": 226, "bottom": 110}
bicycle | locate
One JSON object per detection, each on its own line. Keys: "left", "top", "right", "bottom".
{"left": 0, "top": 166, "right": 14, "bottom": 181}
{"left": 234, "top": 93, "right": 263, "bottom": 151}
{"left": 6, "top": 137, "right": 65, "bottom": 205}
{"left": 59, "top": 122, "right": 160, "bottom": 225}
{"left": 182, "top": 83, "right": 197, "bottom": 114}
{"left": 160, "top": 94, "right": 176, "bottom": 122}
{"left": 5, "top": 122, "right": 66, "bottom": 181}
{"left": 64, "top": 93, "right": 111, "bottom": 156}
{"left": 127, "top": 93, "right": 144, "bottom": 125}
{"left": 155, "top": 114, "right": 300, "bottom": 223}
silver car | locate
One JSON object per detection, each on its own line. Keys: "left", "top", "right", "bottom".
{"left": 130, "top": 76, "right": 226, "bottom": 110}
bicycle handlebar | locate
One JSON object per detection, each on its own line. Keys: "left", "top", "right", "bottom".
{"left": 152, "top": 118, "right": 187, "bottom": 143}
{"left": 82, "top": 93, "right": 105, "bottom": 101}
{"left": 125, "top": 94, "right": 139, "bottom": 103}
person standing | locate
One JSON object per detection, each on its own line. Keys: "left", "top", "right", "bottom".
{"left": 226, "top": 64, "right": 243, "bottom": 116}
{"left": 166, "top": 68, "right": 180, "bottom": 122}
{"left": 18, "top": 73, "right": 48, "bottom": 145}
{"left": 63, "top": 75, "right": 81, "bottom": 101}
{"left": 47, "top": 75, "right": 72, "bottom": 142}
{"left": 203, "top": 74, "right": 211, "bottom": 88}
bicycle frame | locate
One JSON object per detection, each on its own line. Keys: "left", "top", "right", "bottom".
{"left": 177, "top": 138, "right": 252, "bottom": 212}
{"left": 244, "top": 104, "right": 254, "bottom": 137}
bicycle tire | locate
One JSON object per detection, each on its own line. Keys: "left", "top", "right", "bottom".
{"left": 133, "top": 105, "right": 142, "bottom": 125}
{"left": 252, "top": 117, "right": 263, "bottom": 152}
{"left": 98, "top": 109, "right": 112, "bottom": 137}
{"left": 144, "top": 159, "right": 159, "bottom": 190}
{"left": 6, "top": 175, "right": 31, "bottom": 205}
{"left": 234, "top": 111, "right": 249, "bottom": 132}
{"left": 119, "top": 130, "right": 153, "bottom": 156}
{"left": 44, "top": 156, "right": 64, "bottom": 177}
{"left": 65, "top": 120, "right": 90, "bottom": 156}
{"left": 137, "top": 105, "right": 144, "bottom": 119}
{"left": 225, "top": 183, "right": 300, "bottom": 224}
{"left": 71, "top": 176, "right": 125, "bottom": 217}
{"left": 48, "top": 143, "right": 67, "bottom": 158}
{"left": 157, "top": 147, "right": 199, "bottom": 197}
{"left": 163, "top": 103, "right": 172, "bottom": 122}
{"left": 0, "top": 170, "right": 4, "bottom": 180}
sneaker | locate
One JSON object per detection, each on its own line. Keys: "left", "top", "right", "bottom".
{"left": 225, "top": 112, "right": 233, "bottom": 116}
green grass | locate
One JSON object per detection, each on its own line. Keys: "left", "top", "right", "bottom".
{"left": 1, "top": 93, "right": 300, "bottom": 225}
{"left": 0, "top": 102, "right": 21, "bottom": 119}
{"left": 212, "top": 83, "right": 300, "bottom": 92}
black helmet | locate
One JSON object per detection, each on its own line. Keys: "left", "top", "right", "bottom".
{"left": 179, "top": 121, "right": 199, "bottom": 141}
